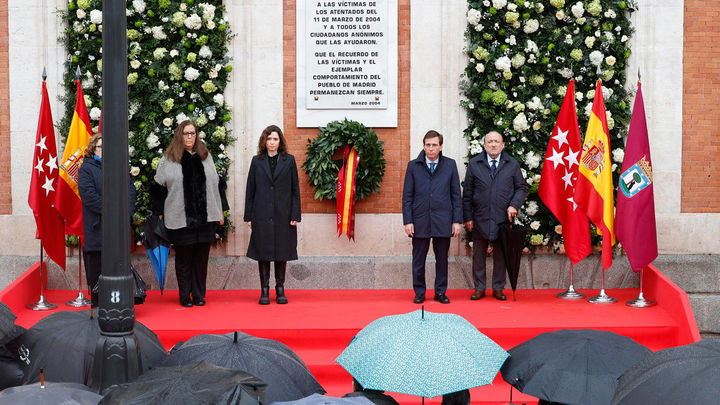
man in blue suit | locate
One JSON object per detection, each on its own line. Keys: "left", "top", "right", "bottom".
{"left": 402, "top": 130, "right": 462, "bottom": 304}
{"left": 463, "top": 131, "right": 527, "bottom": 301}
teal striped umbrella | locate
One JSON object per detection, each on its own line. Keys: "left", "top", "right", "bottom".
{"left": 336, "top": 309, "right": 509, "bottom": 398}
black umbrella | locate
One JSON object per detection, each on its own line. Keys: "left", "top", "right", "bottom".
{"left": 501, "top": 329, "right": 651, "bottom": 405}
{"left": 0, "top": 381, "right": 102, "bottom": 405}
{"left": 6, "top": 310, "right": 167, "bottom": 386}
{"left": 0, "top": 345, "right": 24, "bottom": 390}
{"left": 163, "top": 331, "right": 325, "bottom": 404}
{"left": 99, "top": 360, "right": 266, "bottom": 405}
{"left": 497, "top": 222, "right": 527, "bottom": 300}
{"left": 0, "top": 302, "right": 23, "bottom": 346}
{"left": 611, "top": 338, "right": 720, "bottom": 404}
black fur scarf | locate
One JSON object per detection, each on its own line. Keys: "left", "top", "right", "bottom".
{"left": 181, "top": 150, "right": 207, "bottom": 229}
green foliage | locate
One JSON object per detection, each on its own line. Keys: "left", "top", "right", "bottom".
{"left": 303, "top": 119, "right": 386, "bottom": 201}
{"left": 59, "top": 0, "right": 234, "bottom": 242}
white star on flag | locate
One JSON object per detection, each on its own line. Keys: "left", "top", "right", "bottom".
{"left": 567, "top": 196, "right": 578, "bottom": 211}
{"left": 35, "top": 157, "right": 45, "bottom": 175}
{"left": 561, "top": 170, "right": 574, "bottom": 190}
{"left": 552, "top": 128, "right": 569, "bottom": 148}
{"left": 546, "top": 148, "right": 566, "bottom": 169}
{"left": 565, "top": 147, "right": 579, "bottom": 170}
{"left": 41, "top": 176, "right": 55, "bottom": 196}
{"left": 45, "top": 155, "right": 58, "bottom": 176}
{"left": 36, "top": 136, "right": 47, "bottom": 154}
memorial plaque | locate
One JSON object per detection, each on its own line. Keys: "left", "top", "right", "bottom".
{"left": 297, "top": 0, "right": 398, "bottom": 127}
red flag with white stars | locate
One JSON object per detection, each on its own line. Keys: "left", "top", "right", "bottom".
{"left": 28, "top": 81, "right": 66, "bottom": 270}
{"left": 539, "top": 79, "right": 591, "bottom": 265}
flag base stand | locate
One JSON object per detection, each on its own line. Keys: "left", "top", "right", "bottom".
{"left": 556, "top": 284, "right": 586, "bottom": 300}
{"left": 626, "top": 291, "right": 656, "bottom": 308}
{"left": 66, "top": 291, "right": 92, "bottom": 307}
{"left": 27, "top": 295, "right": 57, "bottom": 311}
{"left": 588, "top": 289, "right": 617, "bottom": 304}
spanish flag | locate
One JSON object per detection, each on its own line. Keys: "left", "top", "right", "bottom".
{"left": 55, "top": 80, "right": 92, "bottom": 236}
{"left": 575, "top": 80, "right": 615, "bottom": 269}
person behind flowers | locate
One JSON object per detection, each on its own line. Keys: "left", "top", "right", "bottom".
{"left": 78, "top": 133, "right": 136, "bottom": 306}
{"left": 153, "top": 120, "right": 225, "bottom": 307}
{"left": 244, "top": 125, "right": 301, "bottom": 305}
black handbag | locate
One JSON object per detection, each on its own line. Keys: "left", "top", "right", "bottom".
{"left": 92, "top": 264, "right": 148, "bottom": 305}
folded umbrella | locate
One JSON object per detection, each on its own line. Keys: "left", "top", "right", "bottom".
{"left": 336, "top": 309, "right": 509, "bottom": 398}
{"left": 611, "top": 338, "right": 720, "bottom": 404}
{"left": 100, "top": 360, "right": 266, "bottom": 405}
{"left": 162, "top": 331, "right": 325, "bottom": 404}
{"left": 140, "top": 215, "right": 170, "bottom": 294}
{"left": 501, "top": 329, "right": 651, "bottom": 405}
{"left": 497, "top": 222, "right": 527, "bottom": 301}
{"left": 0, "top": 381, "right": 102, "bottom": 405}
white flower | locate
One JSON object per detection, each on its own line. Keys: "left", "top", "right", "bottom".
{"left": 483, "top": 0, "right": 490, "bottom": 6}
{"left": 184, "top": 67, "right": 200, "bottom": 81}
{"left": 199, "top": 45, "right": 212, "bottom": 59}
{"left": 602, "top": 85, "right": 613, "bottom": 99}
{"left": 576, "top": 92, "right": 584, "bottom": 101}
{"left": 585, "top": 36, "right": 596, "bottom": 48}
{"left": 558, "top": 68, "right": 573, "bottom": 79}
{"left": 495, "top": 56, "right": 512, "bottom": 71}
{"left": 176, "top": 112, "right": 189, "bottom": 124}
{"left": 612, "top": 148, "right": 624, "bottom": 163}
{"left": 564, "top": 34, "right": 573, "bottom": 45}
{"left": 184, "top": 14, "right": 203, "bottom": 30}
{"left": 169, "top": 49, "right": 179, "bottom": 57}
{"left": 467, "top": 9, "right": 482, "bottom": 25}
{"left": 89, "top": 107, "right": 101, "bottom": 121}
{"left": 528, "top": 96, "right": 543, "bottom": 111}
{"left": 584, "top": 102, "right": 593, "bottom": 116}
{"left": 209, "top": 70, "right": 218, "bottom": 79}
{"left": 507, "top": 3, "right": 517, "bottom": 11}
{"left": 525, "top": 201, "right": 539, "bottom": 215}
{"left": 523, "top": 19, "right": 539, "bottom": 34}
{"left": 604, "top": 9, "right": 616, "bottom": 19}
{"left": 556, "top": 10, "right": 565, "bottom": 19}
{"left": 153, "top": 47, "right": 167, "bottom": 60}
{"left": 605, "top": 32, "right": 615, "bottom": 42}
{"left": 146, "top": 134, "right": 160, "bottom": 148}
{"left": 132, "top": 0, "right": 146, "bottom": 13}
{"left": 213, "top": 93, "right": 224, "bottom": 105}
{"left": 513, "top": 112, "right": 530, "bottom": 132}
{"left": 163, "top": 117, "right": 173, "bottom": 127}
{"left": 511, "top": 54, "right": 525, "bottom": 69}
{"left": 151, "top": 26, "right": 167, "bottom": 40}
{"left": 525, "top": 151, "right": 540, "bottom": 169}
{"left": 84, "top": 95, "right": 92, "bottom": 108}
{"left": 525, "top": 40, "right": 539, "bottom": 54}
{"left": 621, "top": 35, "right": 628, "bottom": 42}
{"left": 76, "top": 9, "right": 86, "bottom": 19}
{"left": 90, "top": 9, "right": 102, "bottom": 24}
{"left": 206, "top": 21, "right": 216, "bottom": 30}
{"left": 530, "top": 221, "right": 541, "bottom": 230}
{"left": 492, "top": 0, "right": 507, "bottom": 9}
{"left": 128, "top": 146, "right": 135, "bottom": 156}
{"left": 130, "top": 166, "right": 140, "bottom": 176}
{"left": 571, "top": 2, "right": 584, "bottom": 18}
{"left": 199, "top": 3, "right": 217, "bottom": 21}
{"left": 605, "top": 56, "right": 616, "bottom": 66}
{"left": 180, "top": 3, "right": 187, "bottom": 11}
{"left": 475, "top": 63, "right": 485, "bottom": 73}
{"left": 555, "top": 225, "right": 563, "bottom": 235}
{"left": 130, "top": 60, "right": 141, "bottom": 69}
{"left": 589, "top": 50, "right": 604, "bottom": 66}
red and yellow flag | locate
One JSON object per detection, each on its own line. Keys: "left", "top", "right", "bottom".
{"left": 55, "top": 80, "right": 92, "bottom": 236}
{"left": 336, "top": 146, "right": 360, "bottom": 240}
{"left": 575, "top": 80, "right": 615, "bottom": 269}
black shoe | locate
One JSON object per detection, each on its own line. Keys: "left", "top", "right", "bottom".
{"left": 492, "top": 290, "right": 507, "bottom": 301}
{"left": 413, "top": 294, "right": 425, "bottom": 304}
{"left": 471, "top": 290, "right": 485, "bottom": 300}
{"left": 259, "top": 288, "right": 270, "bottom": 305}
{"left": 193, "top": 299, "right": 205, "bottom": 306}
{"left": 180, "top": 300, "right": 193, "bottom": 307}
{"left": 433, "top": 294, "right": 450, "bottom": 304}
{"left": 276, "top": 287, "right": 288, "bottom": 305}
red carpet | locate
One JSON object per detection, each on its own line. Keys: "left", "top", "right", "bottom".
{"left": 1, "top": 264, "right": 701, "bottom": 404}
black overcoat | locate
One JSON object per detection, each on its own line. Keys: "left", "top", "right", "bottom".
{"left": 77, "top": 157, "right": 136, "bottom": 252}
{"left": 402, "top": 151, "right": 463, "bottom": 238}
{"left": 462, "top": 151, "right": 528, "bottom": 241}
{"left": 244, "top": 153, "right": 301, "bottom": 261}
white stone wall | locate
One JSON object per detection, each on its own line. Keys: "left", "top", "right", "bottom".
{"left": 2, "top": 0, "right": 718, "bottom": 257}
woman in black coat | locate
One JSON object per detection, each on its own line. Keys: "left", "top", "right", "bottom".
{"left": 244, "top": 125, "right": 301, "bottom": 305}
{"left": 77, "top": 133, "right": 136, "bottom": 306}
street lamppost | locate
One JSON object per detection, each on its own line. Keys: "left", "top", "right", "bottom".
{"left": 90, "top": 0, "right": 142, "bottom": 392}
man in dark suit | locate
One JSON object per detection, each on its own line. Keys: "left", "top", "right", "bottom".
{"left": 402, "top": 130, "right": 462, "bottom": 304}
{"left": 463, "top": 131, "right": 527, "bottom": 301}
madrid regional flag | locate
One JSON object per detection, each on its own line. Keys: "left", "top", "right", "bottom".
{"left": 575, "top": 80, "right": 615, "bottom": 269}
{"left": 55, "top": 80, "right": 92, "bottom": 236}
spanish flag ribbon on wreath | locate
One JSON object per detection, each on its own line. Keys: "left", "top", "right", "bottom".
{"left": 337, "top": 145, "right": 360, "bottom": 240}
{"left": 575, "top": 79, "right": 615, "bottom": 269}
{"left": 55, "top": 79, "right": 92, "bottom": 236}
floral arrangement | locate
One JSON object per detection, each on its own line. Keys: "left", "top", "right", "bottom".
{"left": 461, "top": 0, "right": 636, "bottom": 251}
{"left": 59, "top": 0, "right": 234, "bottom": 242}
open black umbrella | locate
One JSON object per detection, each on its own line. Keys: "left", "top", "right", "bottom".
{"left": 501, "top": 329, "right": 651, "bottom": 405}
{"left": 497, "top": 222, "right": 527, "bottom": 300}
{"left": 0, "top": 381, "right": 102, "bottom": 405}
{"left": 0, "top": 345, "right": 24, "bottom": 390}
{"left": 274, "top": 393, "right": 375, "bottom": 405}
{"left": 99, "top": 361, "right": 266, "bottom": 405}
{"left": 611, "top": 338, "right": 720, "bottom": 404}
{"left": 140, "top": 215, "right": 170, "bottom": 294}
{"left": 163, "top": 331, "right": 324, "bottom": 404}
{"left": 0, "top": 302, "right": 24, "bottom": 346}
{"left": 6, "top": 310, "right": 167, "bottom": 386}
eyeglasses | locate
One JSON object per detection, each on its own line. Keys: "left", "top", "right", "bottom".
{"left": 183, "top": 132, "right": 196, "bottom": 137}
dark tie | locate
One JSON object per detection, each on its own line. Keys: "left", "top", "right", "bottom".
{"left": 429, "top": 162, "right": 436, "bottom": 174}
{"left": 491, "top": 160, "right": 497, "bottom": 175}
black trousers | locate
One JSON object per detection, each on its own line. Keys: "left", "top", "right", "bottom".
{"left": 472, "top": 237, "right": 507, "bottom": 291}
{"left": 83, "top": 250, "right": 101, "bottom": 303}
{"left": 174, "top": 242, "right": 211, "bottom": 303}
{"left": 411, "top": 237, "right": 450, "bottom": 296}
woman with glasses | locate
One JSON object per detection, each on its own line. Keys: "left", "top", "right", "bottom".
{"left": 153, "top": 120, "right": 226, "bottom": 307}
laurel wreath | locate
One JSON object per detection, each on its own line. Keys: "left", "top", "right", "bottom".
{"left": 303, "top": 119, "right": 386, "bottom": 201}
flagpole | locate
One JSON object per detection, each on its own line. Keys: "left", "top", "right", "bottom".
{"left": 27, "top": 243, "right": 57, "bottom": 310}
{"left": 626, "top": 267, "right": 657, "bottom": 307}
{"left": 556, "top": 263, "right": 586, "bottom": 299}
{"left": 588, "top": 266, "right": 617, "bottom": 304}
{"left": 67, "top": 245, "right": 91, "bottom": 307}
